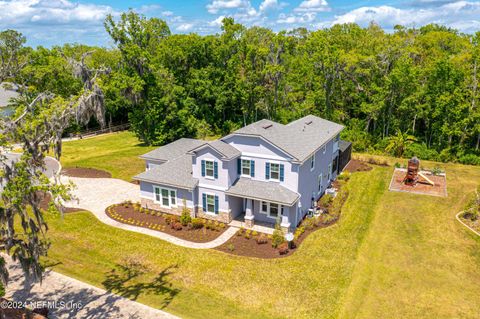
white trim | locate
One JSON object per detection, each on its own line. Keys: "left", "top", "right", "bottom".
{"left": 204, "top": 159, "right": 215, "bottom": 178}
{"left": 269, "top": 162, "right": 281, "bottom": 181}
{"left": 198, "top": 184, "right": 228, "bottom": 191}
{"left": 153, "top": 186, "right": 177, "bottom": 208}
{"left": 239, "top": 151, "right": 289, "bottom": 161}
{"left": 204, "top": 192, "right": 217, "bottom": 214}
{"left": 241, "top": 158, "right": 252, "bottom": 177}
{"left": 317, "top": 174, "right": 323, "bottom": 195}
{"left": 260, "top": 201, "right": 282, "bottom": 219}
{"left": 223, "top": 134, "right": 294, "bottom": 160}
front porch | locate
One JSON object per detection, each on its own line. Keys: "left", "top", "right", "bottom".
{"left": 225, "top": 177, "right": 300, "bottom": 233}
{"left": 228, "top": 217, "right": 276, "bottom": 235}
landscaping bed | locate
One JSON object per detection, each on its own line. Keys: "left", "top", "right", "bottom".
{"left": 216, "top": 181, "right": 350, "bottom": 259}
{"left": 62, "top": 166, "right": 112, "bottom": 178}
{"left": 344, "top": 159, "right": 373, "bottom": 172}
{"left": 459, "top": 187, "right": 480, "bottom": 233}
{"left": 106, "top": 202, "right": 228, "bottom": 243}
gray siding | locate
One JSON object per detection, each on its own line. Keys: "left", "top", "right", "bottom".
{"left": 297, "top": 138, "right": 339, "bottom": 217}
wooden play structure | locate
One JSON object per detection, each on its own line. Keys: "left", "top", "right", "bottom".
{"left": 404, "top": 157, "right": 435, "bottom": 186}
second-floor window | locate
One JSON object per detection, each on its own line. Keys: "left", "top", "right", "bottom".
{"left": 201, "top": 160, "right": 218, "bottom": 179}
{"left": 205, "top": 160, "right": 214, "bottom": 178}
{"left": 237, "top": 158, "right": 255, "bottom": 177}
{"left": 310, "top": 154, "right": 315, "bottom": 171}
{"left": 266, "top": 162, "right": 284, "bottom": 181}
{"left": 270, "top": 163, "right": 280, "bottom": 180}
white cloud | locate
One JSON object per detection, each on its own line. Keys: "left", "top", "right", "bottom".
{"left": 209, "top": 15, "right": 226, "bottom": 27}
{"left": 331, "top": 1, "right": 480, "bottom": 31}
{"left": 259, "top": 0, "right": 282, "bottom": 12}
{"left": 161, "top": 11, "right": 174, "bottom": 17}
{"left": 277, "top": 12, "right": 316, "bottom": 24}
{"left": 294, "top": 0, "right": 329, "bottom": 12}
{"left": 0, "top": 0, "right": 114, "bottom": 25}
{"left": 177, "top": 23, "right": 193, "bottom": 31}
{"left": 207, "top": 0, "right": 245, "bottom": 14}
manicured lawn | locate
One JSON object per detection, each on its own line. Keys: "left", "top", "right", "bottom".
{"left": 60, "top": 131, "right": 155, "bottom": 181}
{"left": 50, "top": 133, "right": 480, "bottom": 318}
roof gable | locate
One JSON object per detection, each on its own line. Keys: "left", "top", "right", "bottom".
{"left": 229, "top": 115, "right": 344, "bottom": 162}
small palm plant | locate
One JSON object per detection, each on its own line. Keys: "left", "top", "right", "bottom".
{"left": 385, "top": 130, "right": 417, "bottom": 158}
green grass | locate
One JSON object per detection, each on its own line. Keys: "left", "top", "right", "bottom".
{"left": 60, "top": 131, "right": 155, "bottom": 181}
{"left": 50, "top": 133, "right": 480, "bottom": 318}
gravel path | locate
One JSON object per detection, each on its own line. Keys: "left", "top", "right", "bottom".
{"left": 3, "top": 255, "right": 179, "bottom": 319}
{"left": 61, "top": 176, "right": 238, "bottom": 249}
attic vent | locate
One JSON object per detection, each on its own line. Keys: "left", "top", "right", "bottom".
{"left": 305, "top": 120, "right": 313, "bottom": 125}
{"left": 262, "top": 124, "right": 273, "bottom": 129}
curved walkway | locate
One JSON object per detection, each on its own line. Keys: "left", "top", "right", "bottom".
{"left": 456, "top": 211, "right": 480, "bottom": 237}
{"left": 61, "top": 176, "right": 238, "bottom": 249}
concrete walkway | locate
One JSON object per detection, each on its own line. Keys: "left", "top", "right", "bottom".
{"left": 61, "top": 176, "right": 238, "bottom": 249}
{"left": 3, "top": 255, "right": 179, "bottom": 319}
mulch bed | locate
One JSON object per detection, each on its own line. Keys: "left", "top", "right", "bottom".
{"left": 215, "top": 218, "right": 336, "bottom": 258}
{"left": 38, "top": 192, "right": 83, "bottom": 213}
{"left": 389, "top": 168, "right": 447, "bottom": 197}
{"left": 62, "top": 167, "right": 112, "bottom": 178}
{"left": 344, "top": 159, "right": 373, "bottom": 173}
{"left": 106, "top": 202, "right": 228, "bottom": 243}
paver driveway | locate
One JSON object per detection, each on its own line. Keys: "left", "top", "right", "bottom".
{"left": 61, "top": 176, "right": 238, "bottom": 249}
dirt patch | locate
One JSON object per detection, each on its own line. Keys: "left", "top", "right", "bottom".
{"left": 389, "top": 168, "right": 447, "bottom": 197}
{"left": 106, "top": 203, "right": 227, "bottom": 243}
{"left": 215, "top": 219, "right": 336, "bottom": 258}
{"left": 344, "top": 159, "right": 372, "bottom": 173}
{"left": 62, "top": 167, "right": 112, "bottom": 178}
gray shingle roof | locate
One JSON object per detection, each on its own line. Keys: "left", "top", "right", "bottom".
{"left": 228, "top": 115, "right": 343, "bottom": 163}
{"left": 140, "top": 138, "right": 205, "bottom": 162}
{"left": 133, "top": 154, "right": 198, "bottom": 190}
{"left": 226, "top": 177, "right": 300, "bottom": 206}
{"left": 188, "top": 139, "right": 241, "bottom": 160}
{"left": 0, "top": 83, "right": 19, "bottom": 107}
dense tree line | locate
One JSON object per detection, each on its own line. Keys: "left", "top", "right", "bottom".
{"left": 4, "top": 11, "right": 480, "bottom": 164}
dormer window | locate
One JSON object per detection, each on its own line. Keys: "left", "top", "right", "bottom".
{"left": 205, "top": 160, "right": 214, "bottom": 178}
{"left": 201, "top": 159, "right": 218, "bottom": 179}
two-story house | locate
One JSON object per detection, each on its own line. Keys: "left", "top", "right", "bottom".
{"left": 133, "top": 115, "right": 344, "bottom": 232}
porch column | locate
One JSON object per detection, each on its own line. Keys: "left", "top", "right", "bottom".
{"left": 244, "top": 198, "right": 254, "bottom": 228}
{"left": 280, "top": 207, "right": 291, "bottom": 233}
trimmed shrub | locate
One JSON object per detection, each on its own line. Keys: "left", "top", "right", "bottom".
{"left": 171, "top": 222, "right": 183, "bottom": 231}
{"left": 337, "top": 171, "right": 351, "bottom": 181}
{"left": 227, "top": 243, "right": 235, "bottom": 251}
{"left": 191, "top": 218, "right": 204, "bottom": 229}
{"left": 180, "top": 207, "right": 192, "bottom": 226}
{"left": 302, "top": 217, "right": 315, "bottom": 230}
{"left": 278, "top": 242, "right": 289, "bottom": 255}
{"left": 294, "top": 226, "right": 305, "bottom": 240}
{"left": 256, "top": 233, "right": 268, "bottom": 245}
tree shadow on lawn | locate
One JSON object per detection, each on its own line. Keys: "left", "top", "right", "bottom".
{"left": 102, "top": 259, "right": 180, "bottom": 309}
{"left": 7, "top": 260, "right": 180, "bottom": 318}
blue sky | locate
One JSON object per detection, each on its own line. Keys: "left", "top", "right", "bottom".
{"left": 2, "top": 0, "right": 480, "bottom": 47}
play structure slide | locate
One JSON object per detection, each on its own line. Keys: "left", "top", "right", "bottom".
{"left": 418, "top": 172, "right": 435, "bottom": 186}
